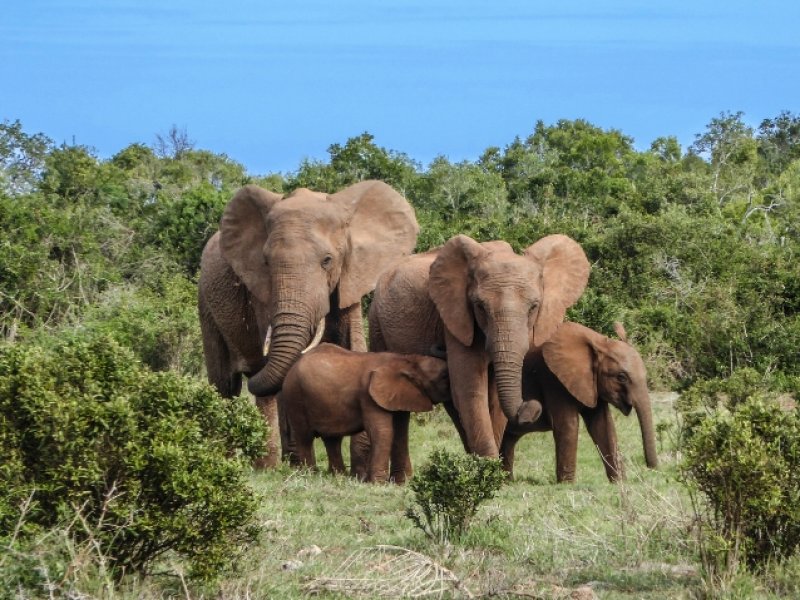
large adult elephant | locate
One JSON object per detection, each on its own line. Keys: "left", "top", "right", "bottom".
{"left": 368, "top": 234, "right": 590, "bottom": 460}
{"left": 500, "top": 322, "right": 659, "bottom": 482}
{"left": 198, "top": 181, "right": 418, "bottom": 466}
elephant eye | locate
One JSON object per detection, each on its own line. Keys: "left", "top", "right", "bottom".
{"left": 321, "top": 255, "right": 333, "bottom": 269}
{"left": 616, "top": 372, "right": 629, "bottom": 383}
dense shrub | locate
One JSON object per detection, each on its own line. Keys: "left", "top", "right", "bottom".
{"left": 681, "top": 375, "right": 800, "bottom": 572}
{"left": 79, "top": 271, "right": 204, "bottom": 375}
{"left": 405, "top": 449, "right": 505, "bottom": 544}
{"left": 0, "top": 333, "right": 265, "bottom": 581}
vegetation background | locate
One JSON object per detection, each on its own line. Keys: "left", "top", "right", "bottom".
{"left": 1, "top": 111, "right": 799, "bottom": 597}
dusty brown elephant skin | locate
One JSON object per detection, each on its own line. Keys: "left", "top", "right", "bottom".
{"left": 501, "top": 322, "right": 659, "bottom": 483}
{"left": 198, "top": 181, "right": 418, "bottom": 467}
{"left": 368, "top": 234, "right": 590, "bottom": 461}
{"left": 278, "top": 344, "right": 450, "bottom": 483}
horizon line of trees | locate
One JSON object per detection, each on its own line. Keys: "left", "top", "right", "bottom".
{"left": 1, "top": 110, "right": 799, "bottom": 387}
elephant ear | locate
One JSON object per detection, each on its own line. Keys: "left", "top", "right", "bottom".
{"left": 542, "top": 322, "right": 599, "bottom": 408}
{"left": 613, "top": 321, "right": 628, "bottom": 343}
{"left": 524, "top": 234, "right": 590, "bottom": 347}
{"left": 331, "top": 180, "right": 419, "bottom": 308}
{"left": 219, "top": 185, "right": 284, "bottom": 303}
{"left": 429, "top": 235, "right": 486, "bottom": 347}
{"left": 368, "top": 366, "right": 434, "bottom": 413}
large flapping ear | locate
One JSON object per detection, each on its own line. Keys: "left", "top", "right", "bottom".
{"left": 219, "top": 185, "right": 284, "bottom": 303}
{"left": 330, "top": 180, "right": 419, "bottom": 308}
{"left": 613, "top": 321, "right": 628, "bottom": 343}
{"left": 368, "top": 366, "right": 434, "bottom": 413}
{"left": 524, "top": 234, "right": 590, "bottom": 347}
{"left": 542, "top": 322, "right": 599, "bottom": 408}
{"left": 428, "top": 235, "right": 485, "bottom": 347}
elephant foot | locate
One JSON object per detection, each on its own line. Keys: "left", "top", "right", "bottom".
{"left": 516, "top": 400, "right": 543, "bottom": 426}
{"left": 253, "top": 450, "right": 279, "bottom": 470}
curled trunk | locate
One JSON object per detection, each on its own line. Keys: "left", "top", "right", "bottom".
{"left": 247, "top": 313, "right": 315, "bottom": 397}
{"left": 491, "top": 316, "right": 536, "bottom": 425}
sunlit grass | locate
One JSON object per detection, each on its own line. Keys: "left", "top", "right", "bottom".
{"left": 216, "top": 398, "right": 701, "bottom": 599}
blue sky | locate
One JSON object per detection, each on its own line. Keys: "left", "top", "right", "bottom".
{"left": 3, "top": 1, "right": 799, "bottom": 174}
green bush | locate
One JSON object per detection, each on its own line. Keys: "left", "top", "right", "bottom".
{"left": 682, "top": 396, "right": 800, "bottom": 571}
{"left": 79, "top": 271, "right": 204, "bottom": 375}
{"left": 0, "top": 333, "right": 265, "bottom": 581}
{"left": 405, "top": 449, "right": 505, "bottom": 544}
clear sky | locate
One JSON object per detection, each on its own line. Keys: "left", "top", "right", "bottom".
{"left": 3, "top": 1, "right": 799, "bottom": 174}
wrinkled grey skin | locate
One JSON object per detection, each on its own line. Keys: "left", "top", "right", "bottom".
{"left": 366, "top": 234, "right": 590, "bottom": 467}
{"left": 198, "top": 181, "right": 418, "bottom": 466}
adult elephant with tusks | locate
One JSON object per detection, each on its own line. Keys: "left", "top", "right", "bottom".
{"left": 367, "top": 233, "right": 590, "bottom": 465}
{"left": 198, "top": 181, "right": 419, "bottom": 467}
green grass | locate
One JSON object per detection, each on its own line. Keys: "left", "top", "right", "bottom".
{"left": 209, "top": 398, "right": 700, "bottom": 599}
{"left": 14, "top": 396, "right": 798, "bottom": 598}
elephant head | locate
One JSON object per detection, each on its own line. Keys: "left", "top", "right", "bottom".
{"left": 368, "top": 356, "right": 451, "bottom": 412}
{"left": 428, "top": 234, "right": 589, "bottom": 426}
{"left": 219, "top": 181, "right": 418, "bottom": 397}
{"left": 542, "top": 322, "right": 659, "bottom": 468}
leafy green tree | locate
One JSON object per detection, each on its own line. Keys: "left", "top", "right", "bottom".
{"left": 144, "top": 182, "right": 228, "bottom": 276}
{"left": 415, "top": 156, "right": 508, "bottom": 219}
{"left": 757, "top": 110, "right": 800, "bottom": 175}
{"left": 287, "top": 132, "right": 420, "bottom": 194}
{"left": 690, "top": 111, "right": 759, "bottom": 209}
{"left": 0, "top": 120, "right": 52, "bottom": 195}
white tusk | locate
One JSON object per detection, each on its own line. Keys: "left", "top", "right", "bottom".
{"left": 302, "top": 318, "right": 326, "bottom": 354}
{"left": 262, "top": 326, "right": 272, "bottom": 356}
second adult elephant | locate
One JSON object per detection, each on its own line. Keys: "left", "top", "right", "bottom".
{"left": 501, "top": 322, "right": 659, "bottom": 482}
{"left": 369, "top": 234, "right": 590, "bottom": 459}
{"left": 198, "top": 181, "right": 418, "bottom": 466}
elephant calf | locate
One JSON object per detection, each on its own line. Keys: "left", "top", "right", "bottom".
{"left": 501, "top": 322, "right": 658, "bottom": 483}
{"left": 279, "top": 343, "right": 451, "bottom": 483}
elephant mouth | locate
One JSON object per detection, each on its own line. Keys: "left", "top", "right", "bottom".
{"left": 262, "top": 318, "right": 326, "bottom": 356}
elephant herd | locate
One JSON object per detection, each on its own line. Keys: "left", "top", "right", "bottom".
{"left": 198, "top": 181, "right": 658, "bottom": 484}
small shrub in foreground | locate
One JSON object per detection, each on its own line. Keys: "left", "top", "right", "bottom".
{"left": 0, "top": 333, "right": 266, "bottom": 582}
{"left": 406, "top": 449, "right": 505, "bottom": 544}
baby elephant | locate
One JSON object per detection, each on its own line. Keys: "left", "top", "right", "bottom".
{"left": 279, "top": 343, "right": 451, "bottom": 483}
{"left": 501, "top": 322, "right": 658, "bottom": 483}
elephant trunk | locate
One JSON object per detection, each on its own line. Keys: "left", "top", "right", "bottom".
{"left": 635, "top": 393, "right": 659, "bottom": 469}
{"left": 492, "top": 316, "right": 539, "bottom": 426}
{"left": 247, "top": 292, "right": 320, "bottom": 397}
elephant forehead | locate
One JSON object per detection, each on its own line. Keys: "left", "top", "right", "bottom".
{"left": 472, "top": 258, "right": 540, "bottom": 285}
{"left": 609, "top": 343, "right": 647, "bottom": 376}
{"left": 270, "top": 195, "right": 348, "bottom": 224}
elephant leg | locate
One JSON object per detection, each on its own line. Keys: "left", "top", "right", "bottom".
{"left": 323, "top": 437, "right": 346, "bottom": 474}
{"left": 277, "top": 394, "right": 296, "bottom": 463}
{"left": 199, "top": 302, "right": 242, "bottom": 399}
{"left": 253, "top": 394, "right": 281, "bottom": 469}
{"left": 365, "top": 413, "right": 394, "bottom": 483}
{"left": 550, "top": 396, "right": 581, "bottom": 483}
{"left": 349, "top": 431, "right": 371, "bottom": 481}
{"left": 443, "top": 402, "right": 471, "bottom": 453}
{"left": 446, "top": 333, "right": 497, "bottom": 457}
{"left": 324, "top": 301, "right": 367, "bottom": 352}
{"left": 487, "top": 374, "right": 509, "bottom": 449}
{"left": 500, "top": 429, "right": 524, "bottom": 479}
{"left": 582, "top": 404, "right": 623, "bottom": 482}
{"left": 389, "top": 412, "right": 412, "bottom": 484}
{"left": 293, "top": 435, "right": 317, "bottom": 469}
